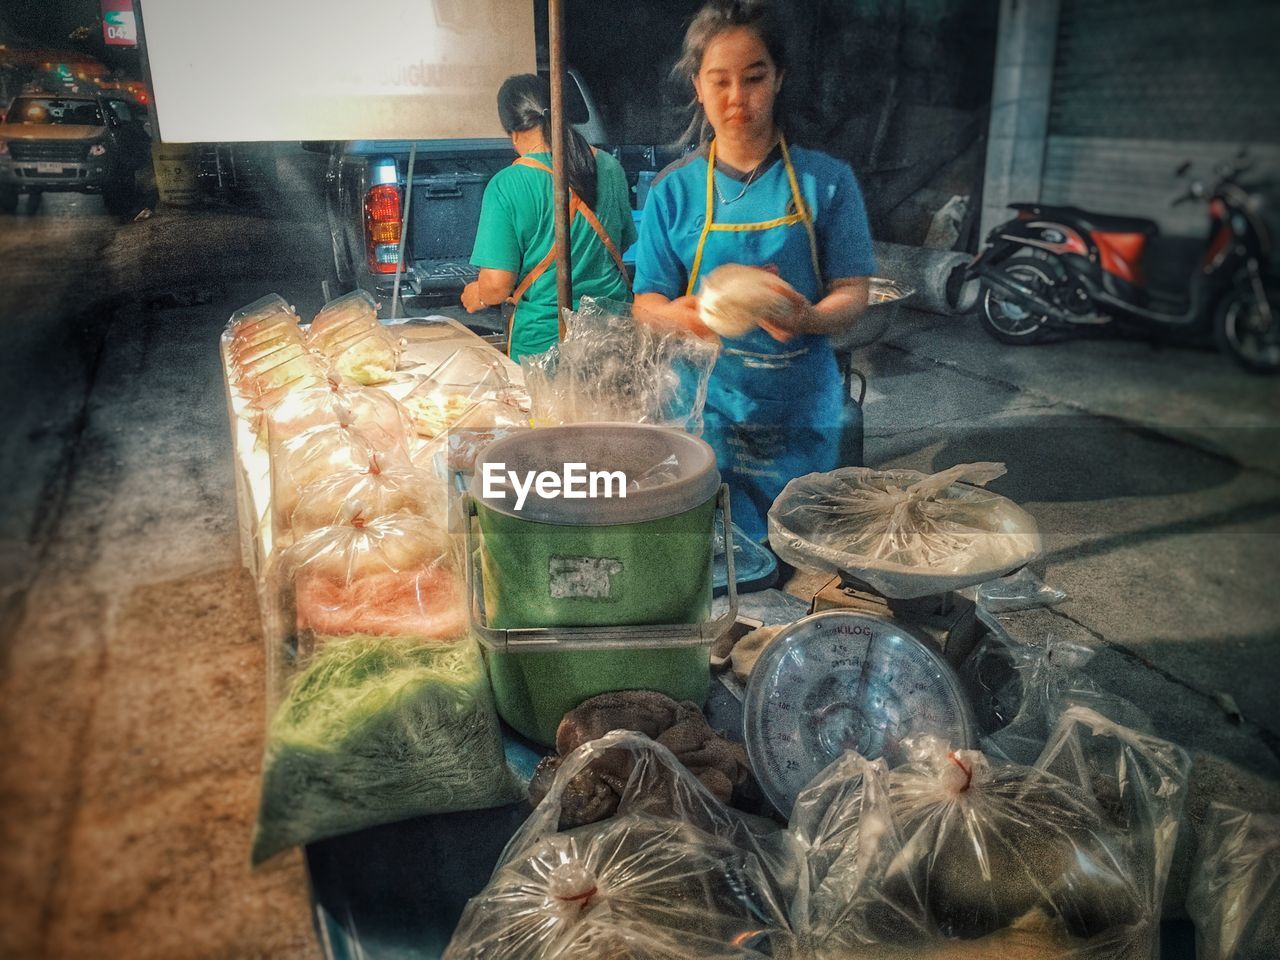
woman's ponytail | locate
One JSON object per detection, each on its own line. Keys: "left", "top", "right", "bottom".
{"left": 498, "top": 74, "right": 598, "bottom": 210}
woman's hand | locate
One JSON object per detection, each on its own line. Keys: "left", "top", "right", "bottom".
{"left": 460, "top": 280, "right": 486, "bottom": 314}
{"left": 461, "top": 268, "right": 518, "bottom": 314}
{"left": 634, "top": 292, "right": 719, "bottom": 341}
{"left": 764, "top": 276, "right": 870, "bottom": 338}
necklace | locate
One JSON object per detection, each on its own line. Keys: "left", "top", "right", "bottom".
{"left": 714, "top": 157, "right": 765, "bottom": 206}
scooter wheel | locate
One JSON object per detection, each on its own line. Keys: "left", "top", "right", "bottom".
{"left": 1216, "top": 281, "right": 1280, "bottom": 375}
{"left": 979, "top": 257, "right": 1056, "bottom": 345}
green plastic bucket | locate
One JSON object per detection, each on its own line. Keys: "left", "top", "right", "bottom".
{"left": 470, "top": 423, "right": 721, "bottom": 745}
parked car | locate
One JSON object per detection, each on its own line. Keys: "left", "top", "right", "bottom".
{"left": 0, "top": 91, "right": 152, "bottom": 214}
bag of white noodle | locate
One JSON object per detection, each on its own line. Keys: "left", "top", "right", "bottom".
{"left": 322, "top": 324, "right": 403, "bottom": 385}
{"left": 290, "top": 452, "right": 446, "bottom": 535}
{"left": 270, "top": 416, "right": 412, "bottom": 535}
{"left": 768, "top": 463, "right": 1041, "bottom": 598}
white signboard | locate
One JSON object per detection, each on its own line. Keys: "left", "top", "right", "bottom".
{"left": 137, "top": 0, "right": 536, "bottom": 142}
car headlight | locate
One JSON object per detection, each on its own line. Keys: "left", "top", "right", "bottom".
{"left": 88, "top": 143, "right": 107, "bottom": 157}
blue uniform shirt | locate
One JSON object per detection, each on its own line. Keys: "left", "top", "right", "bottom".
{"left": 633, "top": 143, "right": 876, "bottom": 303}
{"left": 632, "top": 143, "right": 877, "bottom": 542}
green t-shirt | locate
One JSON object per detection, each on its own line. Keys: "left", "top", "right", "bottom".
{"left": 470, "top": 150, "right": 637, "bottom": 360}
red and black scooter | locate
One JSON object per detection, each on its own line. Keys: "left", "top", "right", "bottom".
{"left": 967, "top": 154, "right": 1278, "bottom": 373}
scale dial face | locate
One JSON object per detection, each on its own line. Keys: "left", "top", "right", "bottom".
{"left": 743, "top": 610, "right": 977, "bottom": 818}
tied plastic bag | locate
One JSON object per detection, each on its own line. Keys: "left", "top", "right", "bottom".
{"left": 273, "top": 503, "right": 467, "bottom": 643}
{"left": 270, "top": 415, "right": 412, "bottom": 533}
{"left": 960, "top": 635, "right": 1151, "bottom": 766}
{"left": 445, "top": 731, "right": 793, "bottom": 960}
{"left": 1186, "top": 803, "right": 1280, "bottom": 960}
{"left": 290, "top": 452, "right": 447, "bottom": 535}
{"left": 254, "top": 379, "right": 413, "bottom": 446}
{"left": 323, "top": 323, "right": 403, "bottom": 385}
{"left": 307, "top": 289, "right": 380, "bottom": 351}
{"left": 520, "top": 297, "right": 719, "bottom": 437}
{"left": 251, "top": 632, "right": 521, "bottom": 865}
{"left": 402, "top": 346, "right": 525, "bottom": 440}
{"left": 227, "top": 292, "right": 298, "bottom": 336}
{"left": 788, "top": 706, "right": 1190, "bottom": 959}
{"left": 768, "top": 463, "right": 1042, "bottom": 599}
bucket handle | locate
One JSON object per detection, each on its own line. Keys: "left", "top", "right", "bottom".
{"left": 462, "top": 484, "right": 739, "bottom": 652}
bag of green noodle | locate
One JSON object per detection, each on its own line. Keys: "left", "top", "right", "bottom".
{"left": 251, "top": 633, "right": 521, "bottom": 865}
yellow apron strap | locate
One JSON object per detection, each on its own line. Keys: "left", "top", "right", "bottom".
{"left": 686, "top": 139, "right": 720, "bottom": 296}
{"left": 780, "top": 137, "right": 823, "bottom": 288}
{"left": 687, "top": 136, "right": 824, "bottom": 298}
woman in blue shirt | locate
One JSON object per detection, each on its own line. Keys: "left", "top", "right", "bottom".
{"left": 633, "top": 0, "right": 876, "bottom": 542}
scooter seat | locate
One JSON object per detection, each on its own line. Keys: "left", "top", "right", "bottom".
{"left": 1009, "top": 203, "right": 1159, "bottom": 237}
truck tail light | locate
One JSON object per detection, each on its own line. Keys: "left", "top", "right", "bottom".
{"left": 364, "top": 183, "right": 402, "bottom": 275}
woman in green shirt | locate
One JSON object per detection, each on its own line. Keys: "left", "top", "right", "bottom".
{"left": 461, "top": 74, "right": 637, "bottom": 361}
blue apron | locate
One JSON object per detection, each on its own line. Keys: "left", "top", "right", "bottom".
{"left": 687, "top": 137, "right": 846, "bottom": 541}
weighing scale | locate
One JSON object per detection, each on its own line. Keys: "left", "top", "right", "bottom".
{"left": 742, "top": 608, "right": 978, "bottom": 818}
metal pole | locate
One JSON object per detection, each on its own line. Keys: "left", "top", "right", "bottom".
{"left": 391, "top": 142, "right": 417, "bottom": 320}
{"left": 548, "top": 0, "right": 572, "bottom": 337}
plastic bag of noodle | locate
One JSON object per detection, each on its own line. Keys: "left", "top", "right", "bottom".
{"left": 269, "top": 416, "right": 412, "bottom": 536}
{"left": 290, "top": 452, "right": 446, "bottom": 535}
{"left": 445, "top": 730, "right": 793, "bottom": 960}
{"left": 251, "top": 633, "right": 521, "bottom": 865}
{"left": 786, "top": 706, "right": 1189, "bottom": 959}
{"left": 1186, "top": 803, "right": 1280, "bottom": 960}
{"left": 272, "top": 503, "right": 467, "bottom": 645}
{"left": 520, "top": 297, "right": 719, "bottom": 437}
{"left": 767, "top": 463, "right": 1041, "bottom": 599}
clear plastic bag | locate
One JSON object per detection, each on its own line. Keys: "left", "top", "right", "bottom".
{"left": 323, "top": 323, "right": 403, "bottom": 385}
{"left": 976, "top": 568, "right": 1068, "bottom": 613}
{"left": 251, "top": 632, "right": 521, "bottom": 865}
{"left": 520, "top": 297, "right": 719, "bottom": 437}
{"left": 290, "top": 452, "right": 447, "bottom": 536}
{"left": 445, "top": 730, "right": 793, "bottom": 960}
{"left": 228, "top": 292, "right": 297, "bottom": 335}
{"left": 268, "top": 409, "right": 409, "bottom": 522}
{"left": 1186, "top": 803, "right": 1280, "bottom": 960}
{"left": 788, "top": 706, "right": 1190, "bottom": 959}
{"left": 238, "top": 346, "right": 327, "bottom": 398}
{"left": 401, "top": 346, "right": 522, "bottom": 440}
{"left": 274, "top": 503, "right": 466, "bottom": 643}
{"left": 767, "top": 463, "right": 1042, "bottom": 599}
{"left": 307, "top": 289, "right": 380, "bottom": 350}
{"left": 254, "top": 379, "right": 413, "bottom": 446}
{"left": 960, "top": 635, "right": 1150, "bottom": 766}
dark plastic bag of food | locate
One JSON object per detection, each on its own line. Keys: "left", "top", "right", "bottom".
{"left": 445, "top": 730, "right": 793, "bottom": 959}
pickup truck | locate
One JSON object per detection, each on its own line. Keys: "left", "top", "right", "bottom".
{"left": 0, "top": 91, "right": 151, "bottom": 214}
{"left": 320, "top": 70, "right": 632, "bottom": 319}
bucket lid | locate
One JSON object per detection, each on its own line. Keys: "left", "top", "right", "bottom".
{"left": 470, "top": 423, "right": 720, "bottom": 525}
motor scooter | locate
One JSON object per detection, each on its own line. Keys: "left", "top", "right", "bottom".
{"left": 966, "top": 153, "right": 1278, "bottom": 373}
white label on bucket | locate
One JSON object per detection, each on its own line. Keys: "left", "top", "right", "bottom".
{"left": 549, "top": 556, "right": 624, "bottom": 601}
